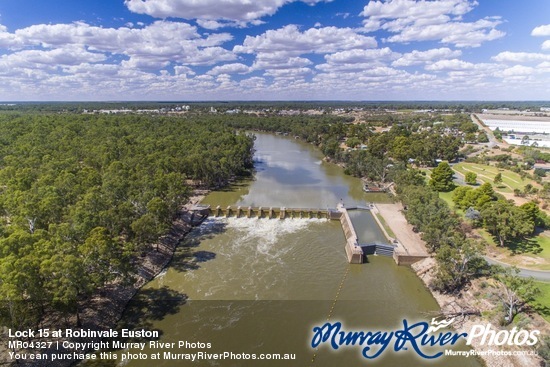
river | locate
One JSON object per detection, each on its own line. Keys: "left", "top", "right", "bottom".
{"left": 115, "top": 133, "right": 480, "bottom": 367}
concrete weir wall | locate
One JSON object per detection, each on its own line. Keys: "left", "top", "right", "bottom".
{"left": 209, "top": 205, "right": 333, "bottom": 219}
{"left": 393, "top": 254, "right": 429, "bottom": 266}
{"left": 337, "top": 205, "right": 364, "bottom": 264}
{"left": 198, "top": 203, "right": 404, "bottom": 265}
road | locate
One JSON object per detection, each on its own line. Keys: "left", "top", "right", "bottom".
{"left": 484, "top": 256, "right": 550, "bottom": 281}
{"left": 471, "top": 113, "right": 500, "bottom": 148}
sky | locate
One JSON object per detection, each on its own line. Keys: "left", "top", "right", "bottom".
{"left": 0, "top": 0, "right": 549, "bottom": 101}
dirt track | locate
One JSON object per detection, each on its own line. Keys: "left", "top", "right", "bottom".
{"left": 376, "top": 203, "right": 429, "bottom": 256}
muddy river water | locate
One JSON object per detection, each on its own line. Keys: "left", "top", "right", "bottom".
{"left": 117, "top": 133, "right": 479, "bottom": 367}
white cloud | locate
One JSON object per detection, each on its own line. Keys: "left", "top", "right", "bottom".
{"left": 196, "top": 19, "right": 266, "bottom": 30}
{"left": 0, "top": 46, "right": 106, "bottom": 71}
{"left": 0, "top": 2, "right": 548, "bottom": 101}
{"left": 264, "top": 67, "right": 313, "bottom": 78}
{"left": 425, "top": 59, "right": 475, "bottom": 71}
{"left": 125, "top": 0, "right": 330, "bottom": 23}
{"left": 196, "top": 20, "right": 226, "bottom": 30}
{"left": 390, "top": 20, "right": 504, "bottom": 47}
{"left": 324, "top": 48, "right": 400, "bottom": 64}
{"left": 532, "top": 24, "right": 550, "bottom": 51}
{"left": 392, "top": 47, "right": 461, "bottom": 67}
{"left": 234, "top": 25, "right": 377, "bottom": 56}
{"left": 239, "top": 76, "right": 267, "bottom": 89}
{"left": 360, "top": 0, "right": 504, "bottom": 47}
{"left": 316, "top": 63, "right": 402, "bottom": 74}
{"left": 0, "top": 24, "right": 22, "bottom": 48}
{"left": 207, "top": 63, "right": 251, "bottom": 75}
{"left": 253, "top": 53, "right": 313, "bottom": 70}
{"left": 125, "top": 0, "right": 285, "bottom": 21}
{"left": 492, "top": 51, "right": 550, "bottom": 63}
{"left": 1, "top": 21, "right": 236, "bottom": 68}
{"left": 361, "top": 0, "right": 476, "bottom": 20}
{"left": 532, "top": 24, "right": 550, "bottom": 37}
{"left": 501, "top": 65, "right": 535, "bottom": 77}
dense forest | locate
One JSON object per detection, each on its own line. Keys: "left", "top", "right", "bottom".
{"left": 0, "top": 113, "right": 254, "bottom": 329}
{"left": 223, "top": 112, "right": 472, "bottom": 180}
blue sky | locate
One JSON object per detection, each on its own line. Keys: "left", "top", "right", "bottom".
{"left": 0, "top": 0, "right": 549, "bottom": 101}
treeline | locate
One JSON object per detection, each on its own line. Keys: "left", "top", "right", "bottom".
{"left": 223, "top": 112, "right": 469, "bottom": 183}
{"left": 0, "top": 113, "right": 254, "bottom": 329}
{"left": 452, "top": 184, "right": 550, "bottom": 247}
{"left": 3, "top": 101, "right": 548, "bottom": 113}
{"left": 393, "top": 171, "right": 487, "bottom": 292}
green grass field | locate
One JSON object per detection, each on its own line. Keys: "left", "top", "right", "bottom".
{"left": 428, "top": 162, "right": 550, "bottom": 270}
{"left": 477, "top": 228, "right": 550, "bottom": 271}
{"left": 375, "top": 213, "right": 396, "bottom": 239}
{"left": 533, "top": 281, "right": 550, "bottom": 322}
{"left": 438, "top": 190, "right": 454, "bottom": 208}
{"left": 453, "top": 162, "right": 538, "bottom": 193}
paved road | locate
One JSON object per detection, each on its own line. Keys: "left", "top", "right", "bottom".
{"left": 471, "top": 114, "right": 499, "bottom": 148}
{"left": 484, "top": 256, "right": 550, "bottom": 281}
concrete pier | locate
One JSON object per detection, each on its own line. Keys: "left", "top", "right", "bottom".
{"left": 337, "top": 204, "right": 364, "bottom": 264}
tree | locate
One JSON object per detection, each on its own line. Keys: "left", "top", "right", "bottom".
{"left": 493, "top": 128, "right": 502, "bottom": 140}
{"left": 465, "top": 171, "right": 477, "bottom": 185}
{"left": 0, "top": 113, "right": 258, "bottom": 329}
{"left": 481, "top": 199, "right": 534, "bottom": 247}
{"left": 345, "top": 137, "right": 361, "bottom": 149}
{"left": 477, "top": 132, "right": 489, "bottom": 143}
{"left": 452, "top": 186, "right": 472, "bottom": 207}
{"left": 534, "top": 168, "right": 547, "bottom": 178}
{"left": 520, "top": 201, "right": 549, "bottom": 229}
{"left": 492, "top": 266, "right": 540, "bottom": 324}
{"left": 399, "top": 184, "right": 459, "bottom": 252}
{"left": 493, "top": 172, "right": 503, "bottom": 185}
{"left": 429, "top": 162, "right": 455, "bottom": 192}
{"left": 464, "top": 132, "right": 477, "bottom": 143}
{"left": 393, "top": 169, "right": 426, "bottom": 190}
{"left": 390, "top": 136, "right": 411, "bottom": 162}
{"left": 432, "top": 238, "right": 486, "bottom": 293}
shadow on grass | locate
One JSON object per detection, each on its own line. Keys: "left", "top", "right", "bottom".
{"left": 506, "top": 237, "right": 543, "bottom": 255}
{"left": 532, "top": 303, "right": 550, "bottom": 321}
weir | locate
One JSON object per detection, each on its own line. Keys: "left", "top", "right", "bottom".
{"left": 200, "top": 204, "right": 338, "bottom": 220}
{"left": 191, "top": 203, "right": 399, "bottom": 265}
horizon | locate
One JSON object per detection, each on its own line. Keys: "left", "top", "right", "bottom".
{"left": 2, "top": 100, "right": 550, "bottom": 104}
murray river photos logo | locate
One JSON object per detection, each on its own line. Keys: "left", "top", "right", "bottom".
{"left": 310, "top": 318, "right": 540, "bottom": 360}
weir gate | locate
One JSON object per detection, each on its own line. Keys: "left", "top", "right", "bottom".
{"left": 190, "top": 203, "right": 405, "bottom": 264}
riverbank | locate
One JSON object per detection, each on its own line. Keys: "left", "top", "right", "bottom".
{"left": 0, "top": 192, "right": 208, "bottom": 367}
{"left": 373, "top": 199, "right": 546, "bottom": 366}
{"left": 80, "top": 191, "right": 208, "bottom": 331}
{"left": 412, "top": 258, "right": 546, "bottom": 367}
